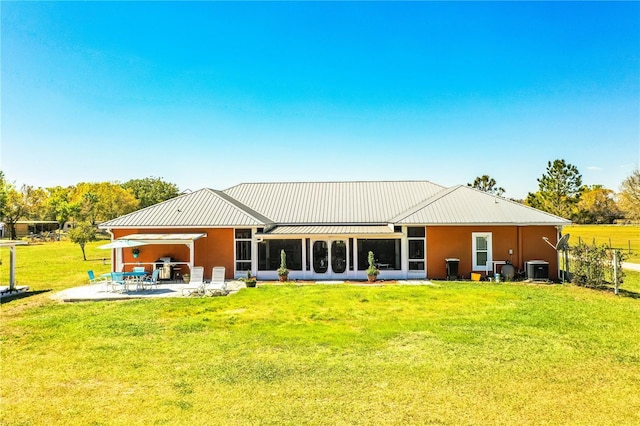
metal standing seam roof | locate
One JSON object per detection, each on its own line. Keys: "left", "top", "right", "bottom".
{"left": 392, "top": 185, "right": 570, "bottom": 225}
{"left": 99, "top": 189, "right": 271, "bottom": 228}
{"left": 223, "top": 181, "right": 446, "bottom": 223}
{"left": 100, "top": 181, "right": 570, "bottom": 229}
{"left": 263, "top": 225, "right": 397, "bottom": 235}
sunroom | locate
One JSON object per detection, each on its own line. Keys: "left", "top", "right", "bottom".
{"left": 233, "top": 225, "right": 427, "bottom": 280}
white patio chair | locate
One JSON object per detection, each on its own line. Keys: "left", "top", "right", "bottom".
{"left": 181, "top": 266, "right": 205, "bottom": 296}
{"left": 204, "top": 267, "right": 228, "bottom": 296}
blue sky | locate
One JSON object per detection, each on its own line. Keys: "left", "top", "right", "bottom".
{"left": 2, "top": 1, "right": 639, "bottom": 199}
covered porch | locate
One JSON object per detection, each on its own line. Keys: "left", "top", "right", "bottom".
{"left": 106, "top": 233, "right": 207, "bottom": 280}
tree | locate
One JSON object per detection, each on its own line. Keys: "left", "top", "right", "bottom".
{"left": 23, "top": 186, "right": 49, "bottom": 221}
{"left": 0, "top": 171, "right": 7, "bottom": 222}
{"left": 47, "top": 186, "right": 80, "bottom": 238}
{"left": 574, "top": 185, "right": 620, "bottom": 224}
{"left": 67, "top": 222, "right": 96, "bottom": 261}
{"left": 80, "top": 192, "right": 99, "bottom": 225}
{"left": 71, "top": 182, "right": 139, "bottom": 222}
{"left": 3, "top": 185, "right": 28, "bottom": 240}
{"left": 526, "top": 159, "right": 583, "bottom": 219}
{"left": 467, "top": 175, "right": 505, "bottom": 196}
{"left": 618, "top": 169, "right": 640, "bottom": 221}
{"left": 122, "top": 177, "right": 180, "bottom": 209}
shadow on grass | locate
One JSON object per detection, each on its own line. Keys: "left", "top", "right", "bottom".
{"left": 0, "top": 289, "right": 51, "bottom": 304}
{"left": 591, "top": 286, "right": 640, "bottom": 299}
{"left": 612, "top": 288, "right": 640, "bottom": 299}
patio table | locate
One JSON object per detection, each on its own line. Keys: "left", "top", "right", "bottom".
{"left": 123, "top": 271, "right": 147, "bottom": 291}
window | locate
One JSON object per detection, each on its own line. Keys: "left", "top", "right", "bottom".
{"left": 408, "top": 227, "right": 426, "bottom": 271}
{"left": 235, "top": 229, "right": 252, "bottom": 272}
{"left": 258, "top": 239, "right": 303, "bottom": 271}
{"left": 472, "top": 232, "right": 492, "bottom": 271}
{"left": 357, "top": 239, "right": 401, "bottom": 270}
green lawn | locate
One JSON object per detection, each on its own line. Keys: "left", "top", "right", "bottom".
{"left": 2, "top": 241, "right": 640, "bottom": 424}
{"left": 564, "top": 224, "right": 640, "bottom": 263}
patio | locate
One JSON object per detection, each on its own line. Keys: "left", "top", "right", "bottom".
{"left": 51, "top": 280, "right": 247, "bottom": 302}
{"left": 51, "top": 280, "right": 434, "bottom": 302}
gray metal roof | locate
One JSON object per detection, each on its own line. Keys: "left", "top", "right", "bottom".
{"left": 393, "top": 185, "right": 570, "bottom": 225}
{"left": 264, "top": 225, "right": 397, "bottom": 235}
{"left": 100, "top": 189, "right": 270, "bottom": 228}
{"left": 224, "top": 181, "right": 445, "bottom": 224}
{"left": 101, "top": 181, "right": 569, "bottom": 229}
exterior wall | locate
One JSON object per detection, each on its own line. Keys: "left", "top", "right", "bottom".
{"left": 111, "top": 228, "right": 235, "bottom": 279}
{"left": 426, "top": 226, "right": 559, "bottom": 280}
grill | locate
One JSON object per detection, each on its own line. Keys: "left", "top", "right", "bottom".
{"left": 155, "top": 257, "right": 174, "bottom": 280}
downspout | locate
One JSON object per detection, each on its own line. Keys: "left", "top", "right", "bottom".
{"left": 517, "top": 227, "right": 523, "bottom": 272}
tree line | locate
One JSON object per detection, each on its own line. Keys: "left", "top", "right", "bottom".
{"left": 469, "top": 159, "right": 639, "bottom": 224}
{"left": 0, "top": 173, "right": 180, "bottom": 240}
{"left": 1, "top": 160, "right": 639, "bottom": 241}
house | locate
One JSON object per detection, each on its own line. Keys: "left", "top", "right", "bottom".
{"left": 99, "top": 181, "right": 570, "bottom": 281}
{"left": 14, "top": 220, "right": 59, "bottom": 238}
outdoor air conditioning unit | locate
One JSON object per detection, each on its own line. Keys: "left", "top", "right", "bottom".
{"left": 526, "top": 260, "right": 549, "bottom": 280}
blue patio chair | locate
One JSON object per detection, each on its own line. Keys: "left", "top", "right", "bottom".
{"left": 142, "top": 269, "right": 160, "bottom": 290}
{"left": 109, "top": 272, "right": 129, "bottom": 293}
{"left": 88, "top": 270, "right": 109, "bottom": 292}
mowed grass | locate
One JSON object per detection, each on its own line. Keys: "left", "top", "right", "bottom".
{"left": 2, "top": 280, "right": 640, "bottom": 425}
{"left": 564, "top": 224, "right": 640, "bottom": 263}
{"left": 2, "top": 241, "right": 640, "bottom": 424}
{"left": 0, "top": 240, "right": 112, "bottom": 293}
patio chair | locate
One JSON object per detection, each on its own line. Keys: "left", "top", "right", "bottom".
{"left": 181, "top": 266, "right": 205, "bottom": 296}
{"left": 87, "top": 270, "right": 110, "bottom": 292}
{"left": 109, "top": 272, "right": 129, "bottom": 293}
{"left": 142, "top": 268, "right": 160, "bottom": 290}
{"left": 203, "top": 266, "right": 228, "bottom": 296}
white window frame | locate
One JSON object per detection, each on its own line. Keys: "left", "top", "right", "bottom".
{"left": 472, "top": 232, "right": 492, "bottom": 271}
{"left": 407, "top": 227, "right": 426, "bottom": 272}
{"left": 234, "top": 228, "right": 252, "bottom": 276}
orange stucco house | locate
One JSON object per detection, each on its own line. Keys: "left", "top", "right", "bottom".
{"left": 99, "top": 181, "right": 569, "bottom": 282}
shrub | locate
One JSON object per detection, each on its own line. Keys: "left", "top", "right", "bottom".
{"left": 571, "top": 242, "right": 625, "bottom": 288}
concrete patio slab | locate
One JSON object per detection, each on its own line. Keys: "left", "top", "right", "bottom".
{"left": 51, "top": 281, "right": 246, "bottom": 302}
{"left": 51, "top": 279, "right": 435, "bottom": 302}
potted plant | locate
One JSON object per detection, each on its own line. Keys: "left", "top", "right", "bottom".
{"left": 366, "top": 251, "right": 379, "bottom": 283}
{"left": 182, "top": 273, "right": 190, "bottom": 283}
{"left": 132, "top": 248, "right": 140, "bottom": 259}
{"left": 241, "top": 270, "right": 257, "bottom": 288}
{"left": 277, "top": 249, "right": 289, "bottom": 282}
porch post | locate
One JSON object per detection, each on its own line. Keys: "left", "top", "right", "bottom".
{"left": 189, "top": 241, "right": 195, "bottom": 273}
{"left": 353, "top": 238, "right": 358, "bottom": 278}
{"left": 9, "top": 246, "right": 16, "bottom": 291}
{"left": 401, "top": 227, "right": 409, "bottom": 278}
{"left": 301, "top": 238, "right": 307, "bottom": 280}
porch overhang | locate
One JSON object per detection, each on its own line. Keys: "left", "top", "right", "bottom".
{"left": 119, "top": 233, "right": 207, "bottom": 244}
{"left": 259, "top": 225, "right": 400, "bottom": 237}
